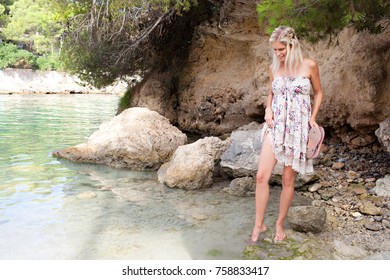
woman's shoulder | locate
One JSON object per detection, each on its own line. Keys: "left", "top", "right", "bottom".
{"left": 302, "top": 57, "right": 318, "bottom": 68}
{"left": 302, "top": 57, "right": 320, "bottom": 79}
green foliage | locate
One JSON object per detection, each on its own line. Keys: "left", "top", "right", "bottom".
{"left": 257, "top": 0, "right": 390, "bottom": 42}
{"left": 36, "top": 53, "right": 62, "bottom": 71}
{"left": 117, "top": 87, "right": 133, "bottom": 114}
{"left": 0, "top": 42, "right": 63, "bottom": 70}
{"left": 2, "top": 0, "right": 64, "bottom": 54}
{"left": 0, "top": 42, "right": 36, "bottom": 68}
{"left": 48, "top": 0, "right": 90, "bottom": 22}
{"left": 57, "top": 0, "right": 211, "bottom": 88}
{"left": 0, "top": 0, "right": 15, "bottom": 29}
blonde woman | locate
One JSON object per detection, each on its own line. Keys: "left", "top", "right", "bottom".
{"left": 251, "top": 26, "right": 324, "bottom": 242}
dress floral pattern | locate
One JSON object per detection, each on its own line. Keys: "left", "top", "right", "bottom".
{"left": 263, "top": 76, "right": 313, "bottom": 174}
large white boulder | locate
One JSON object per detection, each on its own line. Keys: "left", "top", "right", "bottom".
{"left": 53, "top": 107, "right": 187, "bottom": 170}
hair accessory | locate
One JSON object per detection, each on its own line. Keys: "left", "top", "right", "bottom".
{"left": 283, "top": 27, "right": 296, "bottom": 43}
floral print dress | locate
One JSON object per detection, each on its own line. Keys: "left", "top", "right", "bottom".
{"left": 263, "top": 76, "right": 313, "bottom": 174}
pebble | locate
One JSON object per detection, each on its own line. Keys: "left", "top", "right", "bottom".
{"left": 374, "top": 215, "right": 384, "bottom": 222}
{"left": 76, "top": 191, "right": 97, "bottom": 199}
{"left": 192, "top": 213, "right": 209, "bottom": 220}
{"left": 308, "top": 183, "right": 323, "bottom": 192}
{"left": 365, "top": 178, "right": 376, "bottom": 183}
{"left": 364, "top": 222, "right": 383, "bottom": 231}
{"left": 351, "top": 212, "right": 363, "bottom": 218}
{"left": 332, "top": 162, "right": 345, "bottom": 170}
{"left": 383, "top": 219, "right": 390, "bottom": 229}
{"left": 352, "top": 187, "right": 367, "bottom": 195}
{"left": 331, "top": 196, "right": 342, "bottom": 203}
{"left": 359, "top": 202, "right": 383, "bottom": 216}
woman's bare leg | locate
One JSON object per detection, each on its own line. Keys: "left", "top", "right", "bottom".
{"left": 251, "top": 133, "right": 277, "bottom": 242}
{"left": 274, "top": 165, "right": 297, "bottom": 241}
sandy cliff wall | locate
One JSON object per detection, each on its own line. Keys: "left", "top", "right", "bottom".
{"left": 130, "top": 0, "right": 390, "bottom": 147}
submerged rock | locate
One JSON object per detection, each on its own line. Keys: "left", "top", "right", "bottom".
{"left": 76, "top": 191, "right": 97, "bottom": 199}
{"left": 222, "top": 176, "right": 256, "bottom": 196}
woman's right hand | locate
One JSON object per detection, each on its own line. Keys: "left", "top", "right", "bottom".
{"left": 264, "top": 107, "right": 274, "bottom": 128}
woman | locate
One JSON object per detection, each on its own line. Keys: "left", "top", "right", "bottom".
{"left": 251, "top": 26, "right": 323, "bottom": 242}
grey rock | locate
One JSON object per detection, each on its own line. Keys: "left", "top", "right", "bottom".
{"left": 372, "top": 175, "right": 390, "bottom": 197}
{"left": 364, "top": 222, "right": 383, "bottom": 231}
{"left": 375, "top": 118, "right": 390, "bottom": 153}
{"left": 287, "top": 206, "right": 327, "bottom": 233}
{"left": 220, "top": 122, "right": 263, "bottom": 177}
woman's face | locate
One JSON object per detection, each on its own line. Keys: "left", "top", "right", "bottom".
{"left": 272, "top": 41, "right": 287, "bottom": 62}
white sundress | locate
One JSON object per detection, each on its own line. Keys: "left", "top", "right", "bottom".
{"left": 262, "top": 76, "right": 313, "bottom": 174}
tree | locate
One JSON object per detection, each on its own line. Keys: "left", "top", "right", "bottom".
{"left": 0, "top": 0, "right": 15, "bottom": 31}
{"left": 2, "top": 0, "right": 64, "bottom": 54}
{"left": 56, "top": 0, "right": 215, "bottom": 88}
{"left": 257, "top": 0, "right": 390, "bottom": 42}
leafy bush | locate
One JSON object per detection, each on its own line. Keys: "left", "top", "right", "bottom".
{"left": 0, "top": 42, "right": 62, "bottom": 70}
{"left": 0, "top": 42, "right": 36, "bottom": 68}
{"left": 117, "top": 87, "right": 132, "bottom": 114}
{"left": 36, "top": 53, "right": 62, "bottom": 71}
{"left": 257, "top": 0, "right": 390, "bottom": 42}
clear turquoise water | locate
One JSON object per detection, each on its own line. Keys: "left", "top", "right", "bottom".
{"left": 0, "top": 94, "right": 117, "bottom": 193}
{"left": 0, "top": 94, "right": 256, "bottom": 260}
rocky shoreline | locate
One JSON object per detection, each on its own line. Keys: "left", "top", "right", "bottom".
{"left": 52, "top": 107, "right": 390, "bottom": 259}
{"left": 243, "top": 136, "right": 390, "bottom": 260}
{"left": 303, "top": 137, "right": 389, "bottom": 258}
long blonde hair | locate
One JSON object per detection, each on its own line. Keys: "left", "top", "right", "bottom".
{"left": 269, "top": 26, "right": 303, "bottom": 76}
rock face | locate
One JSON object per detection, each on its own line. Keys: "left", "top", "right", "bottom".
{"left": 177, "top": 0, "right": 265, "bottom": 135}
{"left": 157, "top": 136, "right": 230, "bottom": 190}
{"left": 316, "top": 28, "right": 390, "bottom": 146}
{"left": 52, "top": 107, "right": 187, "bottom": 170}
{"left": 130, "top": 72, "right": 178, "bottom": 124}
{"left": 131, "top": 0, "right": 390, "bottom": 149}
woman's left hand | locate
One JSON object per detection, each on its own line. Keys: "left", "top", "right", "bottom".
{"left": 309, "top": 118, "right": 319, "bottom": 128}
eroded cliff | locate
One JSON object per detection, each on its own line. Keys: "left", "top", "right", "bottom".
{"left": 131, "top": 0, "right": 390, "bottom": 148}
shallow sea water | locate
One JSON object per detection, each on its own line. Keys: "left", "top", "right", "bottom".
{"left": 0, "top": 94, "right": 265, "bottom": 260}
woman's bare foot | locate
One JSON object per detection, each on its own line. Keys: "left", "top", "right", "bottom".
{"left": 274, "top": 224, "right": 286, "bottom": 241}
{"left": 251, "top": 224, "right": 267, "bottom": 242}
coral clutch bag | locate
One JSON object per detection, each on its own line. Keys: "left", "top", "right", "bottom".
{"left": 306, "top": 126, "right": 325, "bottom": 159}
